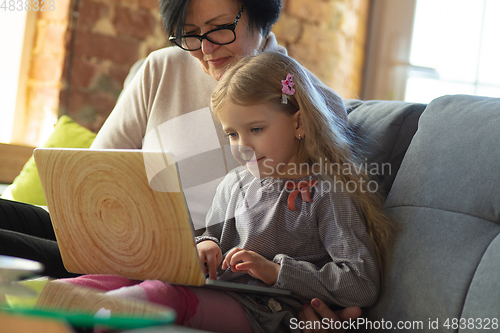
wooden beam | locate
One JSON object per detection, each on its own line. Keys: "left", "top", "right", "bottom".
{"left": 0, "top": 143, "right": 34, "bottom": 184}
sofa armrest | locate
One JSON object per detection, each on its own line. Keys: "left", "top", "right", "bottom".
{"left": 368, "top": 94, "right": 500, "bottom": 330}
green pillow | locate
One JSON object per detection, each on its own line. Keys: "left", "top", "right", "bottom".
{"left": 2, "top": 115, "right": 96, "bottom": 206}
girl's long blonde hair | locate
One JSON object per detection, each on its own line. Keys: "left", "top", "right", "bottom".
{"left": 211, "top": 52, "right": 393, "bottom": 273}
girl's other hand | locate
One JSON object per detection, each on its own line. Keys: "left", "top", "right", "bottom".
{"left": 196, "top": 240, "right": 222, "bottom": 280}
{"left": 222, "top": 247, "right": 280, "bottom": 285}
{"left": 297, "top": 298, "right": 362, "bottom": 333}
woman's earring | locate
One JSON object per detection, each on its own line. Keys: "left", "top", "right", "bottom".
{"left": 298, "top": 134, "right": 302, "bottom": 143}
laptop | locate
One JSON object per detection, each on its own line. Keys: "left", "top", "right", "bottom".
{"left": 34, "top": 148, "right": 290, "bottom": 297}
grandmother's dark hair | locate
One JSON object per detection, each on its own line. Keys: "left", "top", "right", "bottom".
{"left": 160, "top": 0, "right": 282, "bottom": 39}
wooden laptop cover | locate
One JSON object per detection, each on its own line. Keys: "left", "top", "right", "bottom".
{"left": 34, "top": 148, "right": 205, "bottom": 286}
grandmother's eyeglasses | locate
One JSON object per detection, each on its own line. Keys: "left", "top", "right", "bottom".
{"left": 169, "top": 5, "right": 244, "bottom": 52}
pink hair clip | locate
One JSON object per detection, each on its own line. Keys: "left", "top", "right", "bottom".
{"left": 281, "top": 73, "right": 295, "bottom": 104}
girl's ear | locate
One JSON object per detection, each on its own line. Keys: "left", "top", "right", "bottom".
{"left": 293, "top": 110, "right": 305, "bottom": 138}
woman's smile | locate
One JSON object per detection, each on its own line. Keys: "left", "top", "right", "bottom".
{"left": 207, "top": 56, "right": 231, "bottom": 67}
{"left": 185, "top": 0, "right": 264, "bottom": 81}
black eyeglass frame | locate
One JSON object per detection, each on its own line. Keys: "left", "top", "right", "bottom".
{"left": 169, "top": 5, "right": 245, "bottom": 51}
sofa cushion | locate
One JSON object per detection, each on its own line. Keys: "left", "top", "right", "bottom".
{"left": 345, "top": 100, "right": 427, "bottom": 196}
{"left": 368, "top": 95, "right": 500, "bottom": 330}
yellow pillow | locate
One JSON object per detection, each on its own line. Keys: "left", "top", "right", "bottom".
{"left": 2, "top": 115, "right": 96, "bottom": 206}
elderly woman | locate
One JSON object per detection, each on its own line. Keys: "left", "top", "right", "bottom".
{"left": 0, "top": 0, "right": 361, "bottom": 330}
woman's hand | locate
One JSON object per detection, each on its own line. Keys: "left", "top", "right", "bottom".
{"left": 297, "top": 298, "right": 362, "bottom": 333}
{"left": 222, "top": 247, "right": 280, "bottom": 285}
{"left": 196, "top": 240, "right": 222, "bottom": 280}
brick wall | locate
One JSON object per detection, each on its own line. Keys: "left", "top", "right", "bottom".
{"left": 60, "top": 0, "right": 167, "bottom": 132}
{"left": 22, "top": 0, "right": 71, "bottom": 145}
{"left": 274, "top": 0, "right": 370, "bottom": 99}
{"left": 25, "top": 0, "right": 370, "bottom": 142}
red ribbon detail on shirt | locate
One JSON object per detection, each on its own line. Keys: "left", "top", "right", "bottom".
{"left": 285, "top": 179, "right": 318, "bottom": 211}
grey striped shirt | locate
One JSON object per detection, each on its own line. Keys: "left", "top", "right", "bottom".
{"left": 196, "top": 167, "right": 379, "bottom": 332}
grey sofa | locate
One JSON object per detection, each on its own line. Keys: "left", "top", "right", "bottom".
{"left": 346, "top": 95, "right": 500, "bottom": 332}
{"left": 120, "top": 58, "right": 499, "bottom": 330}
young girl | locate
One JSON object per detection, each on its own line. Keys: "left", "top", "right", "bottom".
{"left": 60, "top": 52, "right": 392, "bottom": 333}
{"left": 196, "top": 51, "right": 392, "bottom": 331}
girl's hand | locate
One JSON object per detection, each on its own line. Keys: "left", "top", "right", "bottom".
{"left": 196, "top": 240, "right": 222, "bottom": 280}
{"left": 222, "top": 247, "right": 281, "bottom": 285}
{"left": 297, "top": 299, "right": 362, "bottom": 333}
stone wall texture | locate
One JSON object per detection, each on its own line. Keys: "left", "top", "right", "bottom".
{"left": 22, "top": 0, "right": 71, "bottom": 145}
{"left": 273, "top": 0, "right": 370, "bottom": 99}
{"left": 24, "top": 0, "right": 370, "bottom": 142}
{"left": 60, "top": 0, "right": 168, "bottom": 133}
